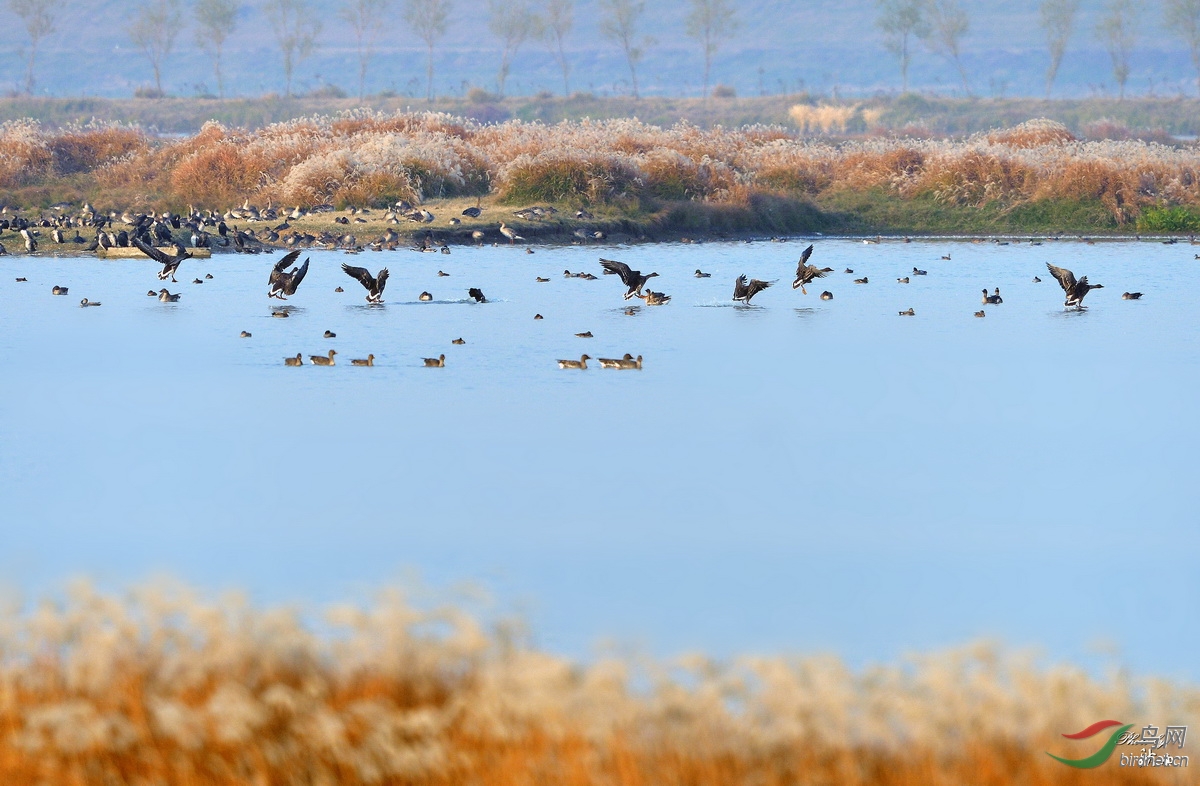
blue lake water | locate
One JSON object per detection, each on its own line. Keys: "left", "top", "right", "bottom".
{"left": 1, "top": 238, "right": 1196, "bottom": 679}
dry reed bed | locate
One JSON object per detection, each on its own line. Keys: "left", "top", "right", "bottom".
{"left": 3, "top": 114, "right": 1200, "bottom": 224}
{"left": 0, "top": 580, "right": 1193, "bottom": 785}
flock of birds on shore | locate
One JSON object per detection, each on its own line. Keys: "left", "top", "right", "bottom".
{"left": 3, "top": 199, "right": 1152, "bottom": 371}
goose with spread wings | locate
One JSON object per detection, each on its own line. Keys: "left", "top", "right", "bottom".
{"left": 341, "top": 263, "right": 389, "bottom": 303}
{"left": 599, "top": 258, "right": 659, "bottom": 299}
{"left": 733, "top": 274, "right": 773, "bottom": 304}
{"left": 1046, "top": 263, "right": 1103, "bottom": 309}
{"left": 133, "top": 238, "right": 192, "bottom": 283}
{"left": 268, "top": 250, "right": 310, "bottom": 299}
{"left": 791, "top": 244, "right": 826, "bottom": 294}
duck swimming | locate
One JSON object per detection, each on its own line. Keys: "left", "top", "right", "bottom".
{"left": 419, "top": 291, "right": 432, "bottom": 301}
{"left": 1122, "top": 292, "right": 1143, "bottom": 300}
{"left": 557, "top": 354, "right": 590, "bottom": 369}
{"left": 350, "top": 354, "right": 375, "bottom": 366}
{"left": 423, "top": 354, "right": 446, "bottom": 367}
{"left": 159, "top": 289, "right": 181, "bottom": 302}
{"left": 284, "top": 353, "right": 303, "bottom": 366}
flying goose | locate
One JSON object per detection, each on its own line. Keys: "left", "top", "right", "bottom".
{"left": 791, "top": 244, "right": 826, "bottom": 294}
{"left": 341, "top": 263, "right": 388, "bottom": 303}
{"left": 268, "top": 250, "right": 310, "bottom": 299}
{"left": 310, "top": 350, "right": 337, "bottom": 366}
{"left": 734, "top": 275, "right": 772, "bottom": 303}
{"left": 1046, "top": 263, "right": 1104, "bottom": 308}
{"left": 557, "top": 354, "right": 591, "bottom": 369}
{"left": 133, "top": 238, "right": 192, "bottom": 283}
{"left": 599, "top": 258, "right": 658, "bottom": 299}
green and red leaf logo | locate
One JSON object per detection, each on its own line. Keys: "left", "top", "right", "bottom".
{"left": 1047, "top": 720, "right": 1134, "bottom": 768}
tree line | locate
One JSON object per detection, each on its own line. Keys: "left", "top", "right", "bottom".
{"left": 878, "top": 0, "right": 1200, "bottom": 98}
{"left": 6, "top": 0, "right": 1200, "bottom": 101}
{"left": 3, "top": 0, "right": 736, "bottom": 101}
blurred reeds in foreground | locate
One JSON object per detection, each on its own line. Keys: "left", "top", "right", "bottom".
{"left": 0, "top": 580, "right": 1193, "bottom": 785}
{"left": 5, "top": 115, "right": 1200, "bottom": 229}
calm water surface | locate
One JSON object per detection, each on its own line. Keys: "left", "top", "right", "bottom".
{"left": 1, "top": 238, "right": 1196, "bottom": 677}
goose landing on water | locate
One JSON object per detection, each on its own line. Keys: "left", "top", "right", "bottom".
{"left": 268, "top": 250, "right": 310, "bottom": 299}
{"left": 1047, "top": 263, "right": 1103, "bottom": 309}
{"left": 733, "top": 275, "right": 772, "bottom": 303}
{"left": 341, "top": 263, "right": 388, "bottom": 303}
{"left": 134, "top": 238, "right": 192, "bottom": 283}
{"left": 600, "top": 258, "right": 658, "bottom": 299}
{"left": 791, "top": 244, "right": 826, "bottom": 294}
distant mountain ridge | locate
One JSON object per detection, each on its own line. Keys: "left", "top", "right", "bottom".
{"left": 0, "top": 0, "right": 1194, "bottom": 100}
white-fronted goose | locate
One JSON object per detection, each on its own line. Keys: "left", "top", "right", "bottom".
{"left": 310, "top": 350, "right": 337, "bottom": 366}
{"left": 159, "top": 289, "right": 181, "bottom": 302}
{"left": 791, "top": 244, "right": 825, "bottom": 294}
{"left": 284, "top": 353, "right": 303, "bottom": 366}
{"left": 499, "top": 222, "right": 524, "bottom": 244}
{"left": 1047, "top": 263, "right": 1104, "bottom": 308}
{"left": 342, "top": 263, "right": 388, "bottom": 302}
{"left": 734, "top": 275, "right": 772, "bottom": 303}
{"left": 351, "top": 354, "right": 375, "bottom": 366}
{"left": 600, "top": 258, "right": 658, "bottom": 299}
{"left": 268, "top": 250, "right": 310, "bottom": 299}
{"left": 423, "top": 354, "right": 445, "bottom": 367}
{"left": 133, "top": 238, "right": 193, "bottom": 283}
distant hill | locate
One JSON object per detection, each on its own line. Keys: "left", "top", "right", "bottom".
{"left": 0, "top": 0, "right": 1194, "bottom": 101}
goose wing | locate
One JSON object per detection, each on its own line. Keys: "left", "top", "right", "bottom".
{"left": 375, "top": 268, "right": 388, "bottom": 293}
{"left": 341, "top": 263, "right": 377, "bottom": 290}
{"left": 747, "top": 278, "right": 773, "bottom": 299}
{"left": 271, "top": 249, "right": 303, "bottom": 277}
{"left": 599, "top": 258, "right": 636, "bottom": 285}
{"left": 133, "top": 237, "right": 170, "bottom": 265}
{"left": 285, "top": 257, "right": 310, "bottom": 293}
{"left": 1046, "top": 263, "right": 1076, "bottom": 295}
{"left": 733, "top": 274, "right": 749, "bottom": 300}
{"left": 799, "top": 243, "right": 813, "bottom": 266}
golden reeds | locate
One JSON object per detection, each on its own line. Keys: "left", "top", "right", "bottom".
{"left": 6, "top": 114, "right": 1200, "bottom": 224}
{"left": 0, "top": 579, "right": 1193, "bottom": 785}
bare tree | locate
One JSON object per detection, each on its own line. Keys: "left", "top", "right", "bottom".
{"left": 264, "top": 0, "right": 322, "bottom": 98}
{"left": 341, "top": 0, "right": 390, "bottom": 100}
{"left": 1098, "top": 0, "right": 1138, "bottom": 99}
{"left": 131, "top": 0, "right": 183, "bottom": 97}
{"left": 686, "top": 0, "right": 738, "bottom": 100}
{"left": 1039, "top": 0, "right": 1080, "bottom": 97}
{"left": 600, "top": 0, "right": 651, "bottom": 99}
{"left": 922, "top": 0, "right": 969, "bottom": 94}
{"left": 543, "top": 0, "right": 573, "bottom": 96}
{"left": 488, "top": 0, "right": 542, "bottom": 97}
{"left": 6, "top": 0, "right": 62, "bottom": 95}
{"left": 403, "top": 0, "right": 451, "bottom": 101}
{"left": 1166, "top": 0, "right": 1200, "bottom": 95}
{"left": 876, "top": 0, "right": 927, "bottom": 93}
{"left": 195, "top": 0, "right": 240, "bottom": 98}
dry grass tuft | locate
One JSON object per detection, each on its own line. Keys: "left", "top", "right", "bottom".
{"left": 5, "top": 112, "right": 1200, "bottom": 226}
{"left": 0, "top": 580, "right": 1193, "bottom": 786}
